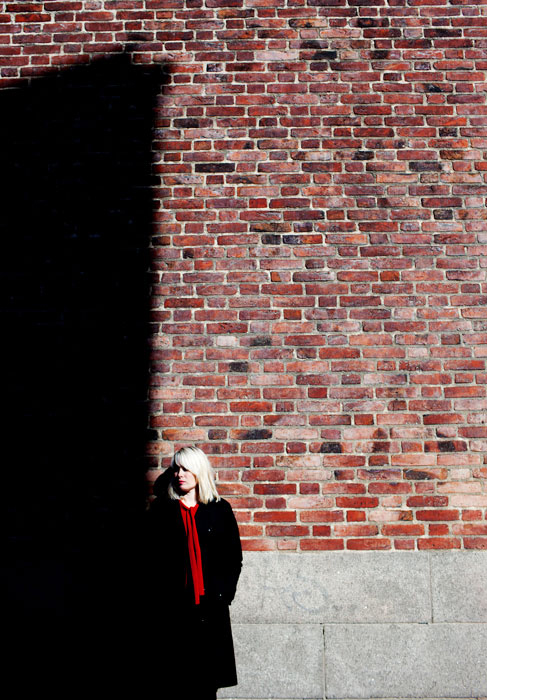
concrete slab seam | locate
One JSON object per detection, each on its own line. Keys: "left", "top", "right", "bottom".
{"left": 322, "top": 623, "right": 327, "bottom": 700}
{"left": 428, "top": 551, "right": 435, "bottom": 623}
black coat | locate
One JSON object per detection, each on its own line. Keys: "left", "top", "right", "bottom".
{"left": 146, "top": 496, "right": 243, "bottom": 692}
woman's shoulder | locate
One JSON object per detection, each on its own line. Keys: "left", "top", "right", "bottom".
{"left": 205, "top": 497, "right": 233, "bottom": 511}
{"left": 200, "top": 497, "right": 236, "bottom": 522}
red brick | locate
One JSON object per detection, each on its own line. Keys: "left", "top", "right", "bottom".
{"left": 242, "top": 540, "right": 277, "bottom": 551}
{"left": 336, "top": 496, "right": 379, "bottom": 509}
{"left": 242, "top": 469, "right": 285, "bottom": 482}
{"left": 300, "top": 510, "right": 344, "bottom": 523}
{"left": 452, "top": 523, "right": 487, "bottom": 536}
{"left": 323, "top": 483, "right": 366, "bottom": 494}
{"left": 382, "top": 524, "right": 425, "bottom": 537}
{"left": 300, "top": 539, "right": 344, "bottom": 551}
{"left": 368, "top": 482, "right": 413, "bottom": 494}
{"left": 429, "top": 524, "right": 450, "bottom": 536}
{"left": 347, "top": 538, "right": 391, "bottom": 550}
{"left": 463, "top": 537, "right": 487, "bottom": 550}
{"left": 334, "top": 524, "right": 378, "bottom": 537}
{"left": 346, "top": 511, "right": 367, "bottom": 522}
{"left": 266, "top": 526, "right": 310, "bottom": 538}
{"left": 418, "top": 538, "right": 462, "bottom": 550}
{"left": 416, "top": 510, "right": 459, "bottom": 521}
{"left": 254, "top": 511, "right": 296, "bottom": 523}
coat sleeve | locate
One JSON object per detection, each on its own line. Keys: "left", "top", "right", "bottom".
{"left": 216, "top": 499, "right": 243, "bottom": 604}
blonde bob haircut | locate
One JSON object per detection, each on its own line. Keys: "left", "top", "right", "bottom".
{"left": 169, "top": 445, "right": 220, "bottom": 504}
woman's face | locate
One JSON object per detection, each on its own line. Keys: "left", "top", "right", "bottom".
{"left": 174, "top": 463, "right": 197, "bottom": 495}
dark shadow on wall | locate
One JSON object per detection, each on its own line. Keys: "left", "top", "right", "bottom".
{"left": 1, "top": 54, "right": 164, "bottom": 692}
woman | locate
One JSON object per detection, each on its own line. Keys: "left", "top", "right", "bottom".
{"left": 148, "top": 446, "right": 243, "bottom": 699}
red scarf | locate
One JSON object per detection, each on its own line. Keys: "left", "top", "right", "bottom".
{"left": 179, "top": 501, "right": 205, "bottom": 605}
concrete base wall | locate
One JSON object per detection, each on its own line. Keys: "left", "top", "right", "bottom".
{"left": 219, "top": 551, "right": 486, "bottom": 700}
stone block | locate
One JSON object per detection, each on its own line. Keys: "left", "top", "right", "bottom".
{"left": 219, "top": 623, "right": 324, "bottom": 699}
{"left": 231, "top": 552, "right": 430, "bottom": 624}
{"left": 430, "top": 551, "right": 486, "bottom": 622}
{"left": 325, "top": 622, "right": 486, "bottom": 699}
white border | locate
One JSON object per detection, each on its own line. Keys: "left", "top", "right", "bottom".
{"left": 489, "top": 1, "right": 535, "bottom": 698}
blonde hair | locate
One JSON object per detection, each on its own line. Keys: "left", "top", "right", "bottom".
{"left": 168, "top": 446, "right": 220, "bottom": 504}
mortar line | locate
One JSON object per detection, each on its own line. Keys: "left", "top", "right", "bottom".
{"left": 231, "top": 621, "right": 485, "bottom": 626}
{"left": 428, "top": 551, "right": 435, "bottom": 623}
{"left": 322, "top": 622, "right": 327, "bottom": 700}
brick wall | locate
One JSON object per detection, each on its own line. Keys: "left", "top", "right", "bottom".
{"left": 2, "top": 0, "right": 486, "bottom": 552}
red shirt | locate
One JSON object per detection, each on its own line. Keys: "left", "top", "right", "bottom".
{"left": 179, "top": 501, "right": 205, "bottom": 604}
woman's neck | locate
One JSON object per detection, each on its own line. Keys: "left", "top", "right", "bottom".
{"left": 180, "top": 490, "right": 199, "bottom": 508}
